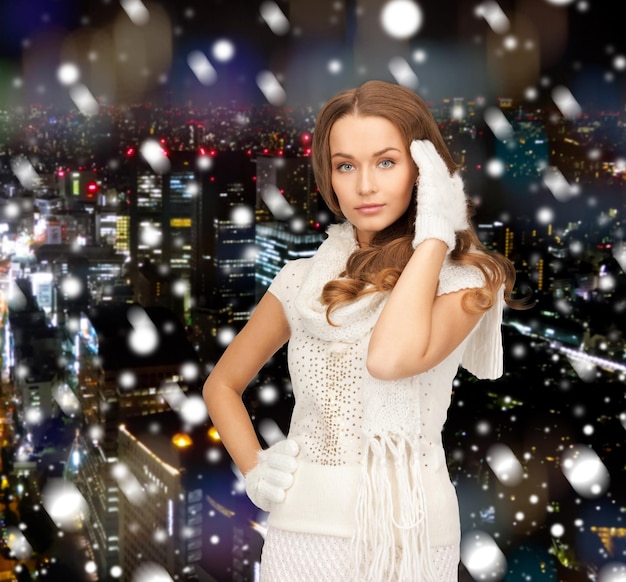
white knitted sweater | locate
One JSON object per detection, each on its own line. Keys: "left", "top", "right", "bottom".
{"left": 266, "top": 222, "right": 504, "bottom": 580}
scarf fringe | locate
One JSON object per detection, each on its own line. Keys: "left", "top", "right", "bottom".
{"left": 351, "top": 435, "right": 438, "bottom": 582}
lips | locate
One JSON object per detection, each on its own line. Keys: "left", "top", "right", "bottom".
{"left": 356, "top": 204, "right": 384, "bottom": 214}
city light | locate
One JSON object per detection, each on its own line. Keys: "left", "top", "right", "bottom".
{"left": 207, "top": 426, "right": 221, "bottom": 442}
{"left": 172, "top": 433, "right": 192, "bottom": 448}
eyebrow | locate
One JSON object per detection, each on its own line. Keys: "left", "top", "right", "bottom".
{"left": 330, "top": 146, "right": 402, "bottom": 159}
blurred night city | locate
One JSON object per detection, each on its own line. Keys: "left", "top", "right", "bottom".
{"left": 0, "top": 0, "right": 625, "bottom": 581}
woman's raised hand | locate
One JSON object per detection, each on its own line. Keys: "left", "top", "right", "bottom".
{"left": 410, "top": 139, "right": 469, "bottom": 251}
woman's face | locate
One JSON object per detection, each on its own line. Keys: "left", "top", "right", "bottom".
{"left": 329, "top": 114, "right": 417, "bottom": 246}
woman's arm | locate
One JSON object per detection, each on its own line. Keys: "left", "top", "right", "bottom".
{"left": 367, "top": 238, "right": 485, "bottom": 380}
{"left": 202, "top": 291, "right": 290, "bottom": 475}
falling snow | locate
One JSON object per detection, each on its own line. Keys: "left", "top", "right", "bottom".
{"left": 0, "top": 0, "right": 624, "bottom": 580}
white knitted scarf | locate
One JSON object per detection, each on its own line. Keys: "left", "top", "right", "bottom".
{"left": 294, "top": 221, "right": 438, "bottom": 581}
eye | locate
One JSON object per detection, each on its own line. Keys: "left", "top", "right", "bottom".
{"left": 336, "top": 162, "right": 354, "bottom": 172}
{"left": 379, "top": 159, "right": 395, "bottom": 168}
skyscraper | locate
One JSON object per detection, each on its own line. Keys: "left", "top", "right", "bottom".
{"left": 191, "top": 151, "right": 257, "bottom": 358}
{"left": 73, "top": 304, "right": 198, "bottom": 576}
{"left": 255, "top": 221, "right": 325, "bottom": 298}
{"left": 255, "top": 154, "right": 320, "bottom": 226}
{"left": 117, "top": 411, "right": 261, "bottom": 582}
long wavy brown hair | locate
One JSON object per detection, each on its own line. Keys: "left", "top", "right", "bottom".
{"left": 311, "top": 80, "right": 528, "bottom": 322}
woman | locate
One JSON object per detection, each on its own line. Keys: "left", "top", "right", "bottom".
{"left": 203, "top": 80, "right": 525, "bottom": 581}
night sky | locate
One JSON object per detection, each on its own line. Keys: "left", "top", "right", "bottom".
{"left": 0, "top": 0, "right": 623, "bottom": 110}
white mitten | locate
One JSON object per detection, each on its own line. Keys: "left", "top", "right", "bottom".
{"left": 244, "top": 439, "right": 300, "bottom": 511}
{"left": 410, "top": 140, "right": 469, "bottom": 251}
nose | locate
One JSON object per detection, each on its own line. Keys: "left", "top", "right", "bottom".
{"left": 358, "top": 167, "right": 377, "bottom": 195}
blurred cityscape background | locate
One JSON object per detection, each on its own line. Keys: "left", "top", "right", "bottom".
{"left": 0, "top": 0, "right": 625, "bottom": 581}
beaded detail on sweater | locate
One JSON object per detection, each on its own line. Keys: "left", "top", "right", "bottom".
{"left": 268, "top": 221, "right": 501, "bottom": 468}
{"left": 267, "top": 221, "right": 504, "bottom": 580}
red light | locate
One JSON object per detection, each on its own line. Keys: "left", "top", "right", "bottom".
{"left": 301, "top": 132, "right": 311, "bottom": 142}
{"left": 126, "top": 147, "right": 135, "bottom": 157}
{"left": 86, "top": 181, "right": 99, "bottom": 198}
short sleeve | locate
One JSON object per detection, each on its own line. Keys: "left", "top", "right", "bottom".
{"left": 267, "top": 259, "right": 308, "bottom": 304}
{"left": 437, "top": 260, "right": 485, "bottom": 296}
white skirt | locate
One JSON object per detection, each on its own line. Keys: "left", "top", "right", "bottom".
{"left": 260, "top": 527, "right": 460, "bottom": 581}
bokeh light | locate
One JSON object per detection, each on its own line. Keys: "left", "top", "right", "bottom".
{"left": 461, "top": 530, "right": 507, "bottom": 581}
{"left": 57, "top": 62, "right": 80, "bottom": 85}
{"left": 561, "top": 445, "right": 610, "bottom": 498}
{"left": 380, "top": 0, "right": 423, "bottom": 39}
{"left": 212, "top": 39, "right": 235, "bottom": 62}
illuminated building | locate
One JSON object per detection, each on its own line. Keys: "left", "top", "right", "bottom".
{"left": 164, "top": 155, "right": 196, "bottom": 279}
{"left": 191, "top": 151, "right": 256, "bottom": 335}
{"left": 117, "top": 411, "right": 261, "bottom": 581}
{"left": 7, "top": 278, "right": 62, "bottom": 432}
{"left": 94, "top": 211, "right": 127, "bottom": 252}
{"left": 67, "top": 433, "right": 115, "bottom": 578}
{"left": 253, "top": 153, "right": 326, "bottom": 298}
{"left": 255, "top": 155, "right": 319, "bottom": 226}
{"left": 255, "top": 221, "right": 324, "bottom": 298}
{"left": 115, "top": 214, "right": 130, "bottom": 254}
{"left": 77, "top": 304, "right": 198, "bottom": 451}
{"left": 125, "top": 151, "right": 197, "bottom": 275}
{"left": 505, "top": 227, "right": 515, "bottom": 258}
{"left": 34, "top": 195, "right": 64, "bottom": 218}
{"left": 451, "top": 97, "right": 465, "bottom": 121}
{"left": 32, "top": 244, "right": 126, "bottom": 313}
{"left": 13, "top": 345, "right": 58, "bottom": 426}
{"left": 59, "top": 169, "right": 100, "bottom": 207}
{"left": 476, "top": 221, "right": 507, "bottom": 254}
{"left": 134, "top": 259, "right": 185, "bottom": 322}
{"left": 102, "top": 150, "right": 201, "bottom": 321}
{"left": 72, "top": 304, "right": 199, "bottom": 576}
{"left": 212, "top": 182, "right": 255, "bottom": 323}
{"left": 132, "top": 170, "right": 164, "bottom": 267}
{"left": 536, "top": 257, "right": 545, "bottom": 291}
{"left": 118, "top": 422, "right": 187, "bottom": 578}
{"left": 591, "top": 526, "right": 626, "bottom": 556}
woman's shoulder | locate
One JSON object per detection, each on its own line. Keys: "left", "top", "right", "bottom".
{"left": 279, "top": 256, "right": 315, "bottom": 277}
{"left": 267, "top": 257, "right": 314, "bottom": 300}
